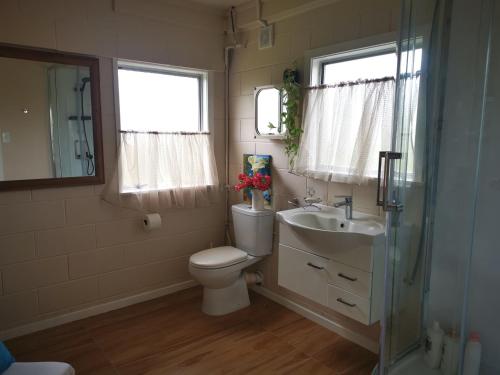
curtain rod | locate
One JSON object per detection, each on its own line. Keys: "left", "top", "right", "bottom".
{"left": 306, "top": 76, "right": 396, "bottom": 90}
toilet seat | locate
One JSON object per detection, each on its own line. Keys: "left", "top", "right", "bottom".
{"left": 190, "top": 246, "right": 248, "bottom": 269}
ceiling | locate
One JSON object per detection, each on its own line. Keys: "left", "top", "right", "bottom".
{"left": 191, "top": 0, "right": 250, "bottom": 9}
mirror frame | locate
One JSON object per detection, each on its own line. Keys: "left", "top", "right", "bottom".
{"left": 254, "top": 85, "right": 286, "bottom": 138}
{"left": 0, "top": 44, "right": 104, "bottom": 191}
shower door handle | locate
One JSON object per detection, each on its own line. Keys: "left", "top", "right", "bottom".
{"left": 377, "top": 151, "right": 404, "bottom": 212}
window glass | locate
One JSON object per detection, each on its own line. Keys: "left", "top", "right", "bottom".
{"left": 118, "top": 68, "right": 201, "bottom": 133}
{"left": 323, "top": 53, "right": 397, "bottom": 84}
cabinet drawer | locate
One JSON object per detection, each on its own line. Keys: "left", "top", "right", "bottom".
{"left": 278, "top": 244, "right": 328, "bottom": 305}
{"left": 327, "top": 285, "right": 371, "bottom": 325}
{"left": 279, "top": 223, "right": 374, "bottom": 271}
{"left": 326, "top": 262, "right": 372, "bottom": 299}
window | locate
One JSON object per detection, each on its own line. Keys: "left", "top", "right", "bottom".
{"left": 117, "top": 62, "right": 207, "bottom": 133}
{"left": 294, "top": 44, "right": 422, "bottom": 184}
{"left": 115, "top": 60, "right": 218, "bottom": 197}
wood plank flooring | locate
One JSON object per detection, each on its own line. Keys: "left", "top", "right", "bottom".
{"left": 5, "top": 287, "right": 378, "bottom": 374}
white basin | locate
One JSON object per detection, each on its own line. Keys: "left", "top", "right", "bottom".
{"left": 276, "top": 205, "right": 386, "bottom": 271}
{"left": 277, "top": 205, "right": 385, "bottom": 237}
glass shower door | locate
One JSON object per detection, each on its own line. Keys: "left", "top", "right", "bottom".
{"left": 378, "top": 0, "right": 449, "bottom": 372}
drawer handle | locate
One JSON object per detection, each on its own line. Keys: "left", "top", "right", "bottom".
{"left": 336, "top": 298, "right": 356, "bottom": 308}
{"left": 337, "top": 273, "right": 357, "bottom": 282}
{"left": 307, "top": 262, "right": 324, "bottom": 270}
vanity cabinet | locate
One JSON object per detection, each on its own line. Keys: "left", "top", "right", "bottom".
{"left": 278, "top": 223, "right": 385, "bottom": 325}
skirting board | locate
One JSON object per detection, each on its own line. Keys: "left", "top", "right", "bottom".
{"left": 251, "top": 285, "right": 379, "bottom": 354}
{"left": 0, "top": 280, "right": 198, "bottom": 341}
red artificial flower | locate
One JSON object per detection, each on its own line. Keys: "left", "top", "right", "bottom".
{"left": 234, "top": 172, "right": 271, "bottom": 191}
{"left": 234, "top": 173, "right": 253, "bottom": 191}
{"left": 252, "top": 173, "right": 271, "bottom": 191}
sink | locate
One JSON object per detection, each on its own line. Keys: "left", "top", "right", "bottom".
{"left": 277, "top": 206, "right": 385, "bottom": 237}
{"left": 276, "top": 205, "right": 386, "bottom": 271}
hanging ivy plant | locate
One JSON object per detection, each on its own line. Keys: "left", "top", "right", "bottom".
{"left": 281, "top": 67, "right": 302, "bottom": 170}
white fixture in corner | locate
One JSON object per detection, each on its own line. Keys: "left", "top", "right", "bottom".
{"left": 189, "top": 203, "right": 274, "bottom": 316}
{"left": 276, "top": 205, "right": 385, "bottom": 325}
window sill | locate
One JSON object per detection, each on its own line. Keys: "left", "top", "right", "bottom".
{"left": 119, "top": 184, "right": 217, "bottom": 195}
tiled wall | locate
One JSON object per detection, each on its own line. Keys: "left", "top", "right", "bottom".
{"left": 228, "top": 0, "right": 401, "bottom": 345}
{"left": 0, "top": 0, "right": 226, "bottom": 334}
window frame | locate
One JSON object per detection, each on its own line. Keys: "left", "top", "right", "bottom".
{"left": 303, "top": 33, "right": 427, "bottom": 184}
{"left": 112, "top": 59, "right": 214, "bottom": 194}
{"left": 305, "top": 32, "right": 400, "bottom": 87}
{"left": 114, "top": 59, "right": 211, "bottom": 135}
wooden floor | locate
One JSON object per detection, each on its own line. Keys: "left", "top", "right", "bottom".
{"left": 6, "top": 287, "right": 377, "bottom": 375}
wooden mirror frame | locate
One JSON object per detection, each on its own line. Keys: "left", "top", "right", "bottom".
{"left": 0, "top": 44, "right": 104, "bottom": 191}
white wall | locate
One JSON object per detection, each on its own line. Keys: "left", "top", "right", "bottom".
{"left": 0, "top": 0, "right": 226, "bottom": 336}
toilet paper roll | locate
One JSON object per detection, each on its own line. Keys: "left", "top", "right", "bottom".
{"left": 143, "top": 213, "right": 162, "bottom": 231}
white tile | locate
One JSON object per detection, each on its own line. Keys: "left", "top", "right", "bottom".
{"left": 327, "top": 182, "right": 354, "bottom": 205}
{"left": 36, "top": 225, "right": 96, "bottom": 257}
{"left": 2, "top": 256, "right": 68, "bottom": 294}
{"left": 229, "top": 142, "right": 256, "bottom": 166}
{"left": 353, "top": 184, "right": 380, "bottom": 215}
{"left": 274, "top": 169, "right": 307, "bottom": 198}
{"left": 31, "top": 186, "right": 95, "bottom": 201}
{"left": 240, "top": 67, "right": 272, "bottom": 95}
{"left": 0, "top": 190, "right": 31, "bottom": 205}
{"left": 229, "top": 95, "right": 254, "bottom": 119}
{"left": 38, "top": 277, "right": 99, "bottom": 313}
{"left": 240, "top": 119, "right": 257, "bottom": 142}
{"left": 0, "top": 291, "right": 38, "bottom": 329}
{"left": 256, "top": 142, "right": 289, "bottom": 170}
{"left": 306, "top": 178, "right": 328, "bottom": 203}
{"left": 65, "top": 196, "right": 139, "bottom": 225}
{"left": 0, "top": 201, "right": 65, "bottom": 235}
{"left": 0, "top": 233, "right": 36, "bottom": 266}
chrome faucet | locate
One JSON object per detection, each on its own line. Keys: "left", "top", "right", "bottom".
{"left": 333, "top": 195, "right": 353, "bottom": 219}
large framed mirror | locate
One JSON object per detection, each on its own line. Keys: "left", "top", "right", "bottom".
{"left": 0, "top": 44, "right": 104, "bottom": 190}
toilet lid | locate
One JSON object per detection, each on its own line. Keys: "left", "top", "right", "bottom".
{"left": 190, "top": 246, "right": 248, "bottom": 269}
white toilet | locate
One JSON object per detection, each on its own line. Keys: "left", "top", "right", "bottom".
{"left": 189, "top": 203, "right": 274, "bottom": 316}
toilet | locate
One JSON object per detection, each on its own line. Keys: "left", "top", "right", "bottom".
{"left": 189, "top": 203, "right": 274, "bottom": 316}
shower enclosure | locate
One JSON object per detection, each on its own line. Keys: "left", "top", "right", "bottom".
{"left": 48, "top": 65, "right": 95, "bottom": 177}
{"left": 378, "top": 0, "right": 500, "bottom": 373}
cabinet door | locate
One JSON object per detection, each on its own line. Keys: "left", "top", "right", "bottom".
{"left": 278, "top": 244, "right": 328, "bottom": 305}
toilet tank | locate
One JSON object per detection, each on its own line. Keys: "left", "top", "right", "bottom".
{"left": 232, "top": 203, "right": 274, "bottom": 256}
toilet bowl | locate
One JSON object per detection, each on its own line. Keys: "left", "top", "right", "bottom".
{"left": 189, "top": 204, "right": 274, "bottom": 316}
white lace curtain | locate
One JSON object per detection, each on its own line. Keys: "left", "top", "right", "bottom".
{"left": 103, "top": 132, "right": 220, "bottom": 211}
{"left": 294, "top": 78, "right": 396, "bottom": 185}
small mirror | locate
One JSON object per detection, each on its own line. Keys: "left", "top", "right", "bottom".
{"left": 255, "top": 86, "right": 285, "bottom": 137}
{"left": 0, "top": 45, "right": 103, "bottom": 190}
